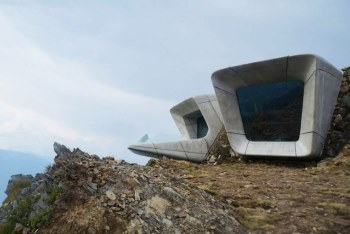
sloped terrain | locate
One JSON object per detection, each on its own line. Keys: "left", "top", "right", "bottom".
{"left": 151, "top": 150, "right": 350, "bottom": 233}
{"left": 0, "top": 143, "right": 244, "bottom": 234}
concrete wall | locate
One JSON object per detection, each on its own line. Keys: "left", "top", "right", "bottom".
{"left": 212, "top": 54, "right": 342, "bottom": 158}
{"left": 128, "top": 94, "right": 224, "bottom": 162}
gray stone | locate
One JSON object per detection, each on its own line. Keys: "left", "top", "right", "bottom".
{"left": 163, "top": 187, "right": 182, "bottom": 198}
{"left": 341, "top": 93, "right": 350, "bottom": 109}
{"left": 87, "top": 226, "right": 97, "bottom": 234}
{"left": 334, "top": 114, "right": 343, "bottom": 124}
{"left": 106, "top": 190, "right": 116, "bottom": 201}
{"left": 134, "top": 189, "right": 141, "bottom": 201}
{"left": 145, "top": 195, "right": 170, "bottom": 216}
{"left": 53, "top": 142, "right": 72, "bottom": 160}
{"left": 163, "top": 218, "right": 173, "bottom": 227}
{"left": 85, "top": 181, "right": 97, "bottom": 194}
{"left": 340, "top": 84, "right": 349, "bottom": 93}
{"left": 5, "top": 174, "right": 33, "bottom": 195}
{"left": 23, "top": 227, "right": 31, "bottom": 234}
{"left": 209, "top": 155, "right": 216, "bottom": 163}
{"left": 14, "top": 223, "right": 24, "bottom": 232}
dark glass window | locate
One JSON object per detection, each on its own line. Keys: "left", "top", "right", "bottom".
{"left": 197, "top": 116, "right": 208, "bottom": 138}
{"left": 237, "top": 80, "right": 304, "bottom": 141}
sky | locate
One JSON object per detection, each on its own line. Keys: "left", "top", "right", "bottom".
{"left": 0, "top": 0, "right": 349, "bottom": 165}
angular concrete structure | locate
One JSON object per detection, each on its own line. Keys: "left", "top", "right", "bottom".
{"left": 212, "top": 54, "right": 342, "bottom": 158}
{"left": 128, "top": 94, "right": 224, "bottom": 162}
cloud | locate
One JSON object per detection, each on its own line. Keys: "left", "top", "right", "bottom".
{"left": 0, "top": 12, "right": 177, "bottom": 163}
{"left": 0, "top": 1, "right": 349, "bottom": 164}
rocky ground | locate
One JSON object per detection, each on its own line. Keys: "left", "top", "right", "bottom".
{"left": 1, "top": 144, "right": 349, "bottom": 234}
{"left": 0, "top": 143, "right": 244, "bottom": 234}
{"left": 151, "top": 149, "right": 350, "bottom": 233}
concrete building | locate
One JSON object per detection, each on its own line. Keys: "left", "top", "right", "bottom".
{"left": 212, "top": 54, "right": 342, "bottom": 158}
{"left": 128, "top": 94, "right": 224, "bottom": 162}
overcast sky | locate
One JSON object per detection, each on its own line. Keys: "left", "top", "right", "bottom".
{"left": 0, "top": 0, "right": 349, "bottom": 165}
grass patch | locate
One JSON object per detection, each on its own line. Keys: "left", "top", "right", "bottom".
{"left": 198, "top": 184, "right": 218, "bottom": 196}
{"left": 29, "top": 206, "right": 54, "bottom": 229}
{"left": 241, "top": 199, "right": 273, "bottom": 209}
{"left": 45, "top": 164, "right": 52, "bottom": 173}
{"left": 287, "top": 193, "right": 306, "bottom": 202}
{"left": 1, "top": 183, "right": 64, "bottom": 233}
{"left": 317, "top": 202, "right": 350, "bottom": 215}
{"left": 146, "top": 159, "right": 157, "bottom": 167}
{"left": 2, "top": 179, "right": 31, "bottom": 206}
{"left": 46, "top": 184, "right": 63, "bottom": 205}
{"left": 236, "top": 207, "right": 282, "bottom": 231}
{"left": 0, "top": 221, "right": 15, "bottom": 234}
{"left": 7, "top": 195, "right": 33, "bottom": 226}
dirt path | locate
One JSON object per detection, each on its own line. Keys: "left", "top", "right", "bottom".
{"left": 156, "top": 149, "right": 350, "bottom": 233}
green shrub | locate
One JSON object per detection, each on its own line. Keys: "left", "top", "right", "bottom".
{"left": 2, "top": 180, "right": 31, "bottom": 206}
{"left": 146, "top": 159, "right": 157, "bottom": 167}
{"left": 0, "top": 221, "right": 15, "bottom": 234}
{"left": 2, "top": 183, "right": 63, "bottom": 232}
{"left": 45, "top": 164, "right": 52, "bottom": 173}
{"left": 29, "top": 206, "right": 54, "bottom": 229}
{"left": 46, "top": 184, "right": 63, "bottom": 205}
{"left": 9, "top": 196, "right": 32, "bottom": 226}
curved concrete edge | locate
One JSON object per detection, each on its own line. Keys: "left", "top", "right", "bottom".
{"left": 170, "top": 94, "right": 223, "bottom": 140}
{"left": 128, "top": 145, "right": 160, "bottom": 159}
{"left": 128, "top": 94, "right": 223, "bottom": 162}
{"left": 213, "top": 54, "right": 342, "bottom": 158}
{"left": 295, "top": 132, "right": 325, "bottom": 158}
{"left": 128, "top": 139, "right": 208, "bottom": 162}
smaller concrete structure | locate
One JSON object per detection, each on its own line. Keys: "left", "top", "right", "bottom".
{"left": 128, "top": 94, "right": 223, "bottom": 162}
{"left": 212, "top": 54, "right": 342, "bottom": 158}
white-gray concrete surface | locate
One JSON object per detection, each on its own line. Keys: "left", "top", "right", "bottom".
{"left": 212, "top": 54, "right": 342, "bottom": 158}
{"left": 128, "top": 94, "right": 224, "bottom": 162}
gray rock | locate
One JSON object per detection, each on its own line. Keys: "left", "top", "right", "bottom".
{"left": 14, "top": 223, "right": 24, "bottom": 232}
{"left": 23, "top": 227, "right": 31, "bottom": 234}
{"left": 87, "top": 226, "right": 97, "bottom": 234}
{"left": 341, "top": 93, "right": 350, "bottom": 109}
{"left": 163, "top": 187, "right": 182, "bottom": 199}
{"left": 334, "top": 114, "right": 343, "bottom": 124}
{"left": 85, "top": 181, "right": 97, "bottom": 194}
{"left": 53, "top": 142, "right": 72, "bottom": 160}
{"left": 134, "top": 189, "right": 141, "bottom": 201}
{"left": 5, "top": 174, "right": 33, "bottom": 195}
{"left": 106, "top": 190, "right": 116, "bottom": 201}
{"left": 209, "top": 155, "right": 216, "bottom": 163}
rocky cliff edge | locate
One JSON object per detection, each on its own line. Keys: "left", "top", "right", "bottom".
{"left": 0, "top": 143, "right": 244, "bottom": 234}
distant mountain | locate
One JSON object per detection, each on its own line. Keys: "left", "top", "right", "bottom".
{"left": 0, "top": 149, "right": 51, "bottom": 203}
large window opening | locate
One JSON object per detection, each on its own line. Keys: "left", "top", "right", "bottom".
{"left": 237, "top": 80, "right": 304, "bottom": 141}
{"left": 197, "top": 116, "right": 208, "bottom": 138}
{"left": 184, "top": 111, "right": 209, "bottom": 139}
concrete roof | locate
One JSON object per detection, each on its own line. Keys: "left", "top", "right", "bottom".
{"left": 128, "top": 94, "right": 224, "bottom": 162}
{"left": 212, "top": 54, "right": 342, "bottom": 158}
